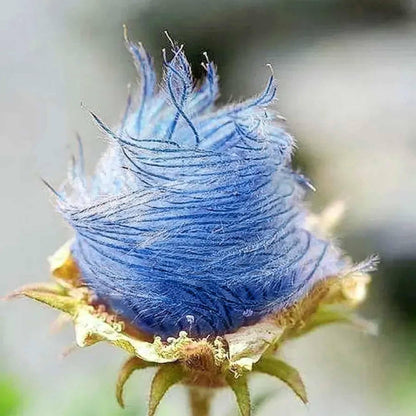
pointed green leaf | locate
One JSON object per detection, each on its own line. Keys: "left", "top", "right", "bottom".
{"left": 14, "top": 288, "right": 80, "bottom": 316}
{"left": 4, "top": 282, "right": 66, "bottom": 300}
{"left": 253, "top": 356, "right": 307, "bottom": 404}
{"left": 225, "top": 373, "right": 251, "bottom": 416}
{"left": 148, "top": 364, "right": 185, "bottom": 416}
{"left": 116, "top": 356, "right": 155, "bottom": 408}
{"left": 295, "top": 306, "right": 377, "bottom": 338}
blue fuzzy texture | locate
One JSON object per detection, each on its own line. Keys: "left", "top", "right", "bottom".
{"left": 59, "top": 39, "right": 344, "bottom": 338}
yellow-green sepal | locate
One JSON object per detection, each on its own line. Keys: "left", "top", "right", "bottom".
{"left": 292, "top": 305, "right": 377, "bottom": 338}
{"left": 225, "top": 373, "right": 251, "bottom": 416}
{"left": 148, "top": 363, "right": 185, "bottom": 416}
{"left": 253, "top": 356, "right": 307, "bottom": 404}
{"left": 9, "top": 283, "right": 80, "bottom": 316}
{"left": 116, "top": 356, "right": 156, "bottom": 408}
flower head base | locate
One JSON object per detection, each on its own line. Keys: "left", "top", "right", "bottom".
{"left": 10, "top": 34, "right": 377, "bottom": 416}
{"left": 11, "top": 227, "right": 373, "bottom": 415}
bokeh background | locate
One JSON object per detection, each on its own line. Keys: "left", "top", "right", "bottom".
{"left": 1, "top": 1, "right": 416, "bottom": 415}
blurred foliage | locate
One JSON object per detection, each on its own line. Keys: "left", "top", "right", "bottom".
{"left": 382, "top": 260, "right": 416, "bottom": 324}
{"left": 120, "top": 0, "right": 412, "bottom": 93}
{"left": 0, "top": 373, "right": 23, "bottom": 416}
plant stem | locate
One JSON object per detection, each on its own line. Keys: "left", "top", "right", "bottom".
{"left": 188, "top": 387, "right": 212, "bottom": 416}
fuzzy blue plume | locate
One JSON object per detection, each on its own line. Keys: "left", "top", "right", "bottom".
{"left": 58, "top": 38, "right": 344, "bottom": 338}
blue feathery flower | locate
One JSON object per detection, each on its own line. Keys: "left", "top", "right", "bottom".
{"left": 58, "top": 38, "right": 344, "bottom": 338}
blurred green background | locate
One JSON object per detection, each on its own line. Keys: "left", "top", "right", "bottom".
{"left": 1, "top": 0, "right": 415, "bottom": 415}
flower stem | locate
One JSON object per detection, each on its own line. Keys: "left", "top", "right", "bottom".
{"left": 188, "top": 387, "right": 212, "bottom": 416}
